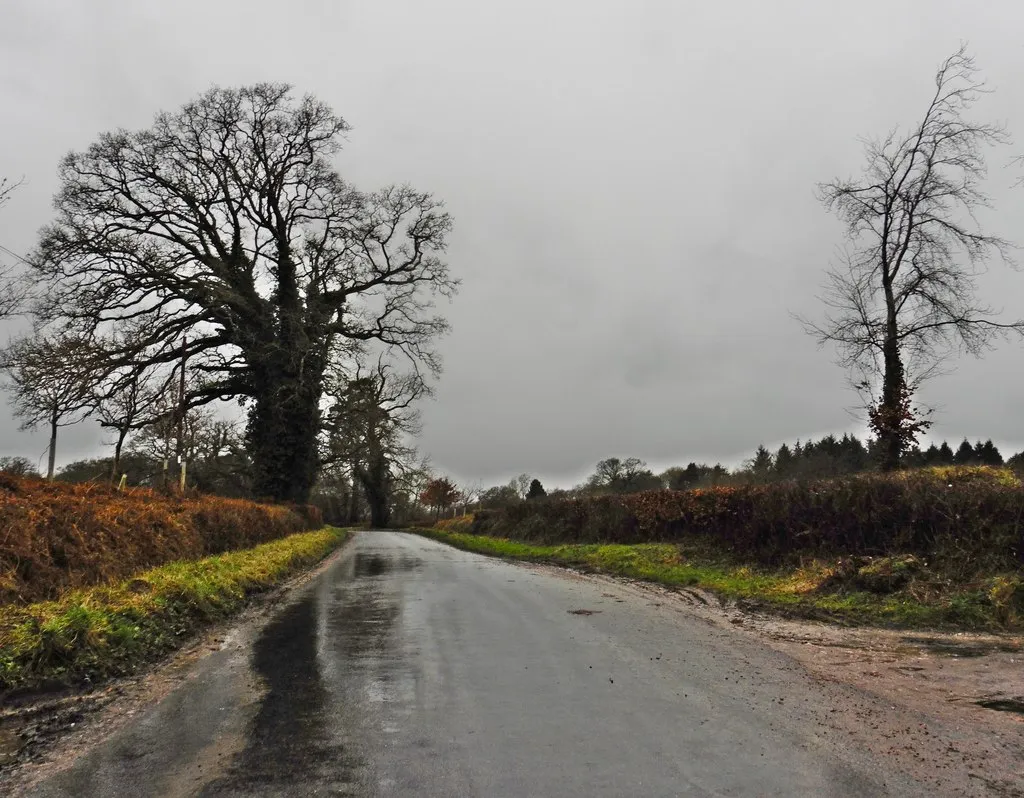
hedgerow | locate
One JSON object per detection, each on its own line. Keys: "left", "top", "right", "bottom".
{"left": 0, "top": 474, "right": 322, "bottom": 604}
{"left": 470, "top": 467, "right": 1024, "bottom": 572}
{"left": 0, "top": 528, "right": 347, "bottom": 691}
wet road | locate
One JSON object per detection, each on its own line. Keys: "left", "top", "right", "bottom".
{"left": 24, "top": 531, "right": 927, "bottom": 797}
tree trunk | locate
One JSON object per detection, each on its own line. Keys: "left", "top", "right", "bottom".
{"left": 357, "top": 457, "right": 391, "bottom": 529}
{"left": 878, "top": 313, "right": 905, "bottom": 473}
{"left": 111, "top": 428, "right": 128, "bottom": 483}
{"left": 362, "top": 484, "right": 390, "bottom": 528}
{"left": 247, "top": 374, "right": 322, "bottom": 504}
{"left": 346, "top": 478, "right": 361, "bottom": 524}
{"left": 47, "top": 413, "right": 58, "bottom": 480}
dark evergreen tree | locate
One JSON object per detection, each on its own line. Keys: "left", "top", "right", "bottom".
{"left": 921, "top": 443, "right": 941, "bottom": 465}
{"left": 901, "top": 445, "right": 925, "bottom": 468}
{"left": 954, "top": 438, "right": 976, "bottom": 465}
{"left": 839, "top": 434, "right": 870, "bottom": 472}
{"left": 526, "top": 479, "right": 547, "bottom": 500}
{"left": 774, "top": 443, "right": 794, "bottom": 477}
{"left": 937, "top": 441, "right": 955, "bottom": 464}
{"left": 748, "top": 445, "right": 774, "bottom": 478}
{"left": 1007, "top": 451, "right": 1024, "bottom": 473}
{"left": 977, "top": 439, "right": 1003, "bottom": 466}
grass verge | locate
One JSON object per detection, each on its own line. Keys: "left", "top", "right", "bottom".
{"left": 0, "top": 527, "right": 349, "bottom": 693}
{"left": 413, "top": 527, "right": 1023, "bottom": 632}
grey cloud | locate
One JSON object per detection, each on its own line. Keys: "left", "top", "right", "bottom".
{"left": 1, "top": 0, "right": 1024, "bottom": 489}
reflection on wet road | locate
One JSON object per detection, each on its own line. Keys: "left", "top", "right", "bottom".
{"left": 24, "top": 532, "right": 928, "bottom": 797}
{"left": 203, "top": 547, "right": 422, "bottom": 795}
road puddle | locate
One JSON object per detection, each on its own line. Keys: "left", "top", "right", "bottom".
{"left": 974, "top": 697, "right": 1024, "bottom": 716}
{"left": 352, "top": 551, "right": 420, "bottom": 578}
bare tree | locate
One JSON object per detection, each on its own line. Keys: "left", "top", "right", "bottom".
{"left": 30, "top": 84, "right": 457, "bottom": 503}
{"left": 93, "top": 364, "right": 172, "bottom": 481}
{"left": 458, "top": 479, "right": 483, "bottom": 512}
{"left": 322, "top": 355, "right": 428, "bottom": 527}
{"left": 0, "top": 177, "right": 28, "bottom": 318}
{"left": 389, "top": 455, "right": 434, "bottom": 524}
{"left": 586, "top": 456, "right": 656, "bottom": 492}
{"left": 1, "top": 334, "right": 101, "bottom": 478}
{"left": 805, "top": 46, "right": 1022, "bottom": 470}
{"left": 0, "top": 456, "right": 40, "bottom": 478}
{"left": 127, "top": 404, "right": 250, "bottom": 495}
{"left": 512, "top": 473, "right": 531, "bottom": 500}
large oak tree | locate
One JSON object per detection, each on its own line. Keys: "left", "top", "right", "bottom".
{"left": 31, "top": 84, "right": 456, "bottom": 502}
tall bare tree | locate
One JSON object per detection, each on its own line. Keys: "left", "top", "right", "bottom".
{"left": 322, "top": 355, "right": 427, "bottom": 527}
{"left": 512, "top": 473, "right": 531, "bottom": 500}
{"left": 1, "top": 335, "right": 101, "bottom": 478}
{"left": 806, "top": 46, "right": 1022, "bottom": 470}
{"left": 30, "top": 84, "right": 456, "bottom": 502}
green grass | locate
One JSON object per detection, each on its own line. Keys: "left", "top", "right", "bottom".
{"left": 413, "top": 527, "right": 1023, "bottom": 632}
{"left": 0, "top": 527, "right": 349, "bottom": 692}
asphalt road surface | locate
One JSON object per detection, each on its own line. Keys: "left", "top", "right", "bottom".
{"left": 24, "top": 531, "right": 932, "bottom": 797}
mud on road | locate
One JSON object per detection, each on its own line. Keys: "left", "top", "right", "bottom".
{"left": 537, "top": 563, "right": 1024, "bottom": 797}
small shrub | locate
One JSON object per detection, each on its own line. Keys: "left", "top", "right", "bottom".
{"left": 436, "top": 515, "right": 474, "bottom": 534}
{"left": 986, "top": 576, "right": 1024, "bottom": 627}
{"left": 853, "top": 555, "right": 925, "bottom": 593}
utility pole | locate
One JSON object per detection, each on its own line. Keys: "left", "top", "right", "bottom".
{"left": 175, "top": 336, "right": 187, "bottom": 493}
{"left": 177, "top": 336, "right": 187, "bottom": 493}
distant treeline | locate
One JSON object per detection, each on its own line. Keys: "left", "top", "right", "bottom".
{"left": 474, "top": 435, "right": 1019, "bottom": 508}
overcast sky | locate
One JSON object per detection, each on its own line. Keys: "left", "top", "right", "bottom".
{"left": 2, "top": 0, "right": 1024, "bottom": 488}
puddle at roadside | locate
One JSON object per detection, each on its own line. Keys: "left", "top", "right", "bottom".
{"left": 897, "top": 635, "right": 1022, "bottom": 659}
{"left": 974, "top": 697, "right": 1024, "bottom": 716}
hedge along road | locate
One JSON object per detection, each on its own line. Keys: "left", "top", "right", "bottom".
{"left": 15, "top": 532, "right": 977, "bottom": 797}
